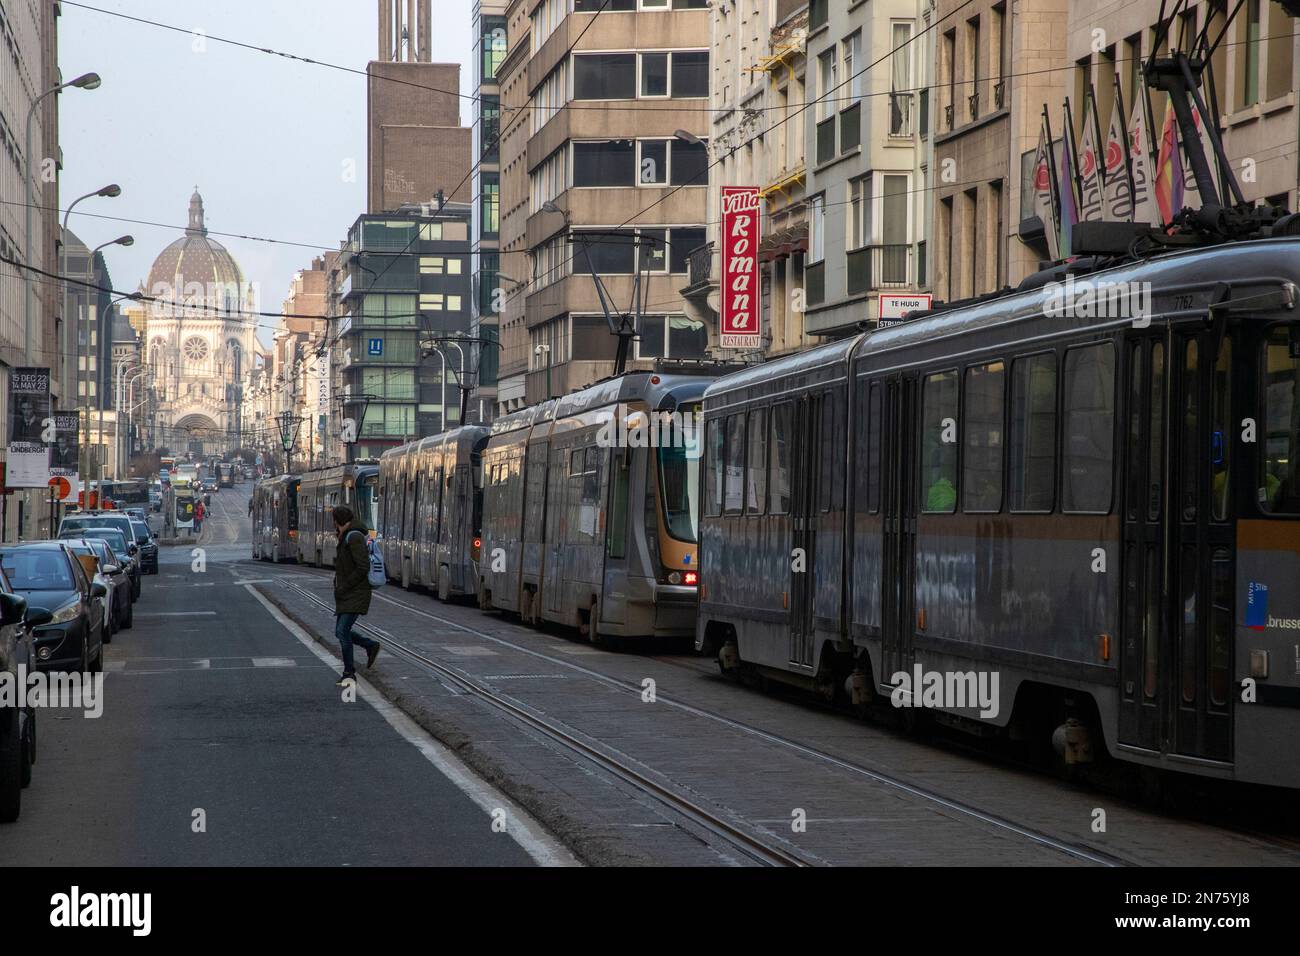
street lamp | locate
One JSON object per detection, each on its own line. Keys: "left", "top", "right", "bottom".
{"left": 673, "top": 129, "right": 704, "bottom": 146}
{"left": 276, "top": 410, "right": 303, "bottom": 473}
{"left": 24, "top": 72, "right": 101, "bottom": 364}
{"left": 85, "top": 237, "right": 134, "bottom": 486}
{"left": 61, "top": 184, "right": 122, "bottom": 407}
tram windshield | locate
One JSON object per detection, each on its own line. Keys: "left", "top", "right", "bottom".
{"left": 356, "top": 473, "right": 379, "bottom": 530}
{"left": 1263, "top": 325, "right": 1300, "bottom": 513}
{"left": 657, "top": 406, "right": 702, "bottom": 542}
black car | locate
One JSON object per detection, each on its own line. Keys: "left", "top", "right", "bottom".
{"left": 128, "top": 518, "right": 159, "bottom": 574}
{"left": 0, "top": 543, "right": 105, "bottom": 675}
{"left": 0, "top": 566, "right": 51, "bottom": 823}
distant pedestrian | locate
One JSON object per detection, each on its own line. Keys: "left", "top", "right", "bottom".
{"left": 332, "top": 504, "right": 380, "bottom": 685}
{"left": 194, "top": 500, "right": 205, "bottom": 535}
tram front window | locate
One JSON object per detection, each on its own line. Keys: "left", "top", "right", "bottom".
{"left": 1263, "top": 325, "right": 1300, "bottom": 513}
{"left": 356, "top": 475, "right": 379, "bottom": 530}
{"left": 657, "top": 410, "right": 702, "bottom": 543}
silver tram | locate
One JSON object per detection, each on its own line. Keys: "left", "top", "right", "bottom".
{"left": 295, "top": 462, "right": 380, "bottom": 567}
{"left": 697, "top": 236, "right": 1300, "bottom": 789}
{"left": 251, "top": 475, "right": 301, "bottom": 563}
{"left": 478, "top": 372, "right": 708, "bottom": 640}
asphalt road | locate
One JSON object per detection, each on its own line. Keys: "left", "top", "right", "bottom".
{"left": 0, "top": 483, "right": 544, "bottom": 866}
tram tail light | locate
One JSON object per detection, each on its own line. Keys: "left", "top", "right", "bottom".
{"left": 472, "top": 537, "right": 482, "bottom": 560}
{"left": 1099, "top": 633, "right": 1111, "bottom": 662}
{"left": 684, "top": 571, "right": 698, "bottom": 586}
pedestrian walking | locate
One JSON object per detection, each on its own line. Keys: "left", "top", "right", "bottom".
{"left": 331, "top": 504, "right": 380, "bottom": 685}
{"left": 194, "top": 499, "right": 205, "bottom": 535}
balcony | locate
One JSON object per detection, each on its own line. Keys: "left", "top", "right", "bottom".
{"left": 846, "top": 244, "right": 912, "bottom": 296}
{"left": 686, "top": 241, "right": 714, "bottom": 291}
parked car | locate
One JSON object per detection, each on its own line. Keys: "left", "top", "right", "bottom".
{"left": 128, "top": 518, "right": 159, "bottom": 574}
{"left": 123, "top": 507, "right": 148, "bottom": 523}
{"left": 58, "top": 513, "right": 142, "bottom": 599}
{"left": 62, "top": 538, "right": 132, "bottom": 636}
{"left": 0, "top": 567, "right": 50, "bottom": 823}
{"left": 0, "top": 543, "right": 105, "bottom": 675}
{"left": 59, "top": 528, "right": 139, "bottom": 602}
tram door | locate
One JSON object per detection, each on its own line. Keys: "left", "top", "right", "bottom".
{"left": 789, "top": 393, "right": 826, "bottom": 667}
{"left": 1120, "top": 331, "right": 1233, "bottom": 761}
{"left": 880, "top": 375, "right": 918, "bottom": 684}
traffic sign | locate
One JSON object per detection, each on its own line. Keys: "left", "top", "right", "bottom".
{"left": 878, "top": 293, "right": 933, "bottom": 326}
{"left": 48, "top": 476, "right": 72, "bottom": 500}
{"left": 367, "top": 337, "right": 384, "bottom": 356}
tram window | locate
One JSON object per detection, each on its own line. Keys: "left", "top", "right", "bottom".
{"left": 818, "top": 396, "right": 835, "bottom": 512}
{"left": 921, "top": 370, "right": 958, "bottom": 513}
{"left": 963, "top": 362, "right": 1004, "bottom": 513}
{"left": 1261, "top": 326, "right": 1299, "bottom": 514}
{"left": 1181, "top": 340, "right": 1200, "bottom": 522}
{"left": 1009, "top": 352, "right": 1057, "bottom": 512}
{"left": 724, "top": 414, "right": 745, "bottom": 514}
{"left": 704, "top": 419, "right": 723, "bottom": 517}
{"left": 1062, "top": 344, "right": 1115, "bottom": 514}
{"left": 1211, "top": 339, "right": 1231, "bottom": 521}
{"left": 1148, "top": 343, "right": 1165, "bottom": 520}
{"left": 746, "top": 408, "right": 767, "bottom": 515}
{"left": 583, "top": 446, "right": 601, "bottom": 502}
{"left": 866, "top": 384, "right": 881, "bottom": 513}
{"left": 769, "top": 403, "right": 792, "bottom": 515}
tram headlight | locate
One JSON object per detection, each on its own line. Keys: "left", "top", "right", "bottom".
{"left": 667, "top": 571, "right": 681, "bottom": 585}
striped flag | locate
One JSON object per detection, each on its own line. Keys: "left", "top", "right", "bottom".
{"left": 1128, "top": 98, "right": 1156, "bottom": 225}
{"left": 1154, "top": 97, "right": 1185, "bottom": 225}
{"left": 1102, "top": 88, "right": 1131, "bottom": 220}
{"left": 1032, "top": 123, "right": 1059, "bottom": 259}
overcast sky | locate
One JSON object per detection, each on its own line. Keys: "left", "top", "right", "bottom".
{"left": 58, "top": 0, "right": 474, "bottom": 347}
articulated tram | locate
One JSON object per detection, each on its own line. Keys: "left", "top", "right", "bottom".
{"left": 296, "top": 463, "right": 380, "bottom": 567}
{"left": 478, "top": 372, "right": 708, "bottom": 640}
{"left": 377, "top": 427, "right": 490, "bottom": 598}
{"left": 251, "top": 475, "right": 300, "bottom": 562}
{"left": 697, "top": 236, "right": 1300, "bottom": 789}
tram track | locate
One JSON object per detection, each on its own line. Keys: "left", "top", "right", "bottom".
{"left": 264, "top": 563, "right": 1129, "bottom": 867}
{"left": 276, "top": 577, "right": 811, "bottom": 867}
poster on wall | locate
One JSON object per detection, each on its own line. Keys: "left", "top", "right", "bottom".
{"left": 719, "top": 186, "right": 762, "bottom": 350}
{"left": 49, "top": 412, "right": 79, "bottom": 491}
{"left": 7, "top": 367, "right": 51, "bottom": 488}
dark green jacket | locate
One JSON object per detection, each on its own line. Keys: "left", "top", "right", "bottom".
{"left": 334, "top": 524, "right": 373, "bottom": 615}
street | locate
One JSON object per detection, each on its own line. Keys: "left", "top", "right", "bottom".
{"left": 0, "top": 486, "right": 559, "bottom": 866}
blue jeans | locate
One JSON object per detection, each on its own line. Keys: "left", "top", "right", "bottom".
{"left": 335, "top": 613, "right": 378, "bottom": 675}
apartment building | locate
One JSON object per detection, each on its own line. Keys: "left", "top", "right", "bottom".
{"left": 495, "top": 0, "right": 712, "bottom": 413}
{"left": 802, "top": 0, "right": 928, "bottom": 337}
{"left": 681, "top": 0, "right": 816, "bottom": 360}
{"left": 470, "top": 1, "right": 509, "bottom": 424}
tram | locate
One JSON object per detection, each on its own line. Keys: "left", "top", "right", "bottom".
{"left": 697, "top": 236, "right": 1300, "bottom": 789}
{"left": 478, "top": 371, "right": 708, "bottom": 640}
{"left": 376, "top": 427, "right": 490, "bottom": 599}
{"left": 295, "top": 462, "right": 380, "bottom": 567}
{"left": 251, "top": 475, "right": 301, "bottom": 562}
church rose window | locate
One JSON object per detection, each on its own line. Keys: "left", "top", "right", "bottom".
{"left": 184, "top": 336, "right": 210, "bottom": 361}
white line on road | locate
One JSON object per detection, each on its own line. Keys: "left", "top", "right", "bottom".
{"left": 243, "top": 583, "right": 578, "bottom": 868}
{"left": 135, "top": 611, "right": 218, "bottom": 617}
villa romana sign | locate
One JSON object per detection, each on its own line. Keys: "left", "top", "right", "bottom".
{"left": 720, "top": 186, "right": 761, "bottom": 349}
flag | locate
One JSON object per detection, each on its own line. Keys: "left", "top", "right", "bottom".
{"left": 1078, "top": 91, "right": 1105, "bottom": 222}
{"left": 1032, "top": 123, "right": 1059, "bottom": 259}
{"left": 1128, "top": 97, "right": 1156, "bottom": 225}
{"left": 1154, "top": 97, "right": 1185, "bottom": 225}
{"left": 1103, "top": 82, "right": 1132, "bottom": 220}
{"left": 1058, "top": 108, "right": 1080, "bottom": 256}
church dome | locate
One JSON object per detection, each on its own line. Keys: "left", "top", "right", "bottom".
{"left": 145, "top": 189, "right": 246, "bottom": 307}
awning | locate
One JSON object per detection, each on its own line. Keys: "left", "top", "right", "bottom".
{"left": 758, "top": 223, "right": 808, "bottom": 263}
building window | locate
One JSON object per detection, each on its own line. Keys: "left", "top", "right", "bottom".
{"left": 633, "top": 314, "right": 707, "bottom": 359}
{"left": 574, "top": 53, "right": 638, "bottom": 99}
{"left": 481, "top": 15, "right": 507, "bottom": 81}
{"left": 641, "top": 52, "right": 669, "bottom": 97}
{"left": 420, "top": 257, "right": 463, "bottom": 275}
{"left": 818, "top": 50, "right": 837, "bottom": 122}
{"left": 481, "top": 174, "right": 499, "bottom": 236}
{"left": 848, "top": 175, "right": 871, "bottom": 250}
{"left": 573, "top": 140, "right": 636, "bottom": 186}
{"left": 671, "top": 52, "right": 709, "bottom": 97}
{"left": 808, "top": 195, "right": 825, "bottom": 263}
{"left": 890, "top": 22, "right": 914, "bottom": 135}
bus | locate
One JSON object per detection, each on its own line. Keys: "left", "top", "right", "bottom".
{"left": 159, "top": 456, "right": 177, "bottom": 485}
{"left": 217, "top": 462, "right": 235, "bottom": 489}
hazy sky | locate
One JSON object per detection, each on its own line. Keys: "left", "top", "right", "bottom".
{"left": 58, "top": 0, "right": 474, "bottom": 347}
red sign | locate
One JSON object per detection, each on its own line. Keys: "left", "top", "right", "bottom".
{"left": 720, "top": 186, "right": 762, "bottom": 349}
{"left": 48, "top": 476, "right": 72, "bottom": 500}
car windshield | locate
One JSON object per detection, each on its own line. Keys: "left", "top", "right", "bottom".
{"left": 76, "top": 529, "right": 128, "bottom": 553}
{"left": 0, "top": 550, "right": 74, "bottom": 590}
{"left": 93, "top": 542, "right": 116, "bottom": 567}
{"left": 130, "top": 521, "right": 150, "bottom": 540}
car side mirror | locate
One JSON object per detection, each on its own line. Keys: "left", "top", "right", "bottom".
{"left": 91, "top": 581, "right": 109, "bottom": 599}
{"left": 0, "top": 592, "right": 28, "bottom": 627}
{"left": 24, "top": 606, "right": 52, "bottom": 629}
{"left": 104, "top": 564, "right": 121, "bottom": 575}
{"left": 128, "top": 545, "right": 138, "bottom": 555}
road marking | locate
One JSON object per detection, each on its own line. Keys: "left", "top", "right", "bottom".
{"left": 243, "top": 583, "right": 578, "bottom": 868}
{"left": 440, "top": 645, "right": 499, "bottom": 657}
{"left": 135, "top": 611, "right": 218, "bottom": 617}
{"left": 251, "top": 657, "right": 297, "bottom": 668}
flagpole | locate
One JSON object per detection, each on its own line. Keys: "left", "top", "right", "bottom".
{"left": 1087, "top": 82, "right": 1108, "bottom": 201}
{"left": 1063, "top": 97, "right": 1085, "bottom": 219}
{"left": 1114, "top": 73, "right": 1137, "bottom": 222}
{"left": 1042, "top": 105, "right": 1063, "bottom": 256}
